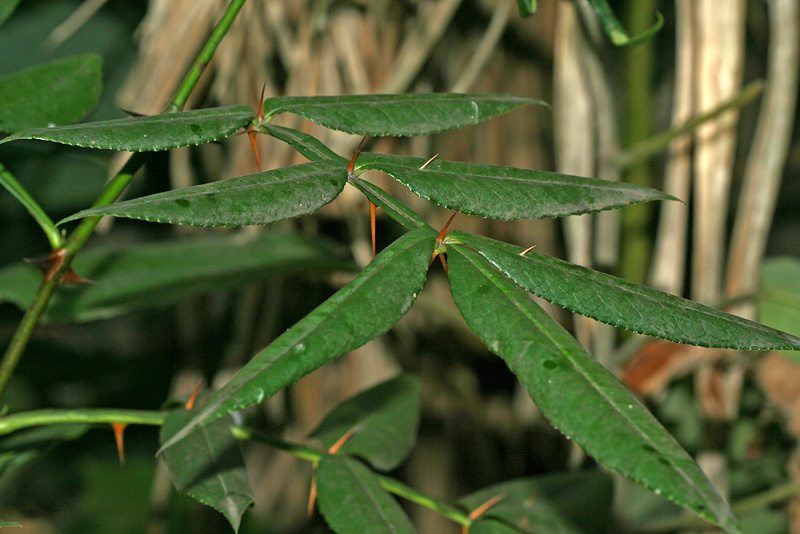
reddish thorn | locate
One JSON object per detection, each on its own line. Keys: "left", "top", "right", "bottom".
{"left": 62, "top": 269, "right": 97, "bottom": 285}
{"left": 369, "top": 201, "right": 377, "bottom": 258}
{"left": 468, "top": 492, "right": 507, "bottom": 521}
{"left": 308, "top": 469, "right": 318, "bottom": 517}
{"left": 437, "top": 210, "right": 459, "bottom": 242}
{"left": 347, "top": 136, "right": 368, "bottom": 176}
{"left": 439, "top": 254, "right": 448, "bottom": 274}
{"left": 26, "top": 248, "right": 94, "bottom": 285}
{"left": 520, "top": 245, "right": 536, "bottom": 256}
{"left": 111, "top": 423, "right": 128, "bottom": 465}
{"left": 257, "top": 81, "right": 267, "bottom": 122}
{"left": 43, "top": 248, "right": 66, "bottom": 282}
{"left": 248, "top": 131, "right": 262, "bottom": 172}
{"left": 185, "top": 379, "right": 203, "bottom": 410}
{"left": 419, "top": 153, "right": 439, "bottom": 170}
{"left": 328, "top": 424, "right": 361, "bottom": 455}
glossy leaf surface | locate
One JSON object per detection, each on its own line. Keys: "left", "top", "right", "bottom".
{"left": 317, "top": 455, "right": 416, "bottom": 534}
{"left": 357, "top": 153, "right": 675, "bottom": 220}
{"left": 160, "top": 408, "right": 252, "bottom": 532}
{"left": 59, "top": 160, "right": 347, "bottom": 227}
{"left": 160, "top": 228, "right": 436, "bottom": 452}
{"left": 447, "top": 245, "right": 741, "bottom": 534}
{"left": 0, "top": 105, "right": 255, "bottom": 151}
{"left": 458, "top": 470, "right": 614, "bottom": 534}
{"left": 453, "top": 231, "right": 800, "bottom": 351}
{"left": 0, "top": 232, "right": 350, "bottom": 323}
{"left": 0, "top": 54, "right": 102, "bottom": 133}
{"left": 311, "top": 374, "right": 421, "bottom": 471}
{"left": 262, "top": 93, "right": 545, "bottom": 136}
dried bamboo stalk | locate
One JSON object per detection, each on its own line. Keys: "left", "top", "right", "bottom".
{"left": 650, "top": 0, "right": 694, "bottom": 296}
{"left": 691, "top": 0, "right": 746, "bottom": 305}
{"left": 726, "top": 0, "right": 800, "bottom": 320}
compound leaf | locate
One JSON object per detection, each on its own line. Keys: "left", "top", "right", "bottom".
{"left": 447, "top": 245, "right": 741, "bottom": 534}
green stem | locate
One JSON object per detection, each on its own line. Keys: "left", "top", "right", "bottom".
{"left": 0, "top": 161, "right": 62, "bottom": 249}
{"left": 0, "top": 408, "right": 165, "bottom": 436}
{"left": 615, "top": 80, "right": 764, "bottom": 170}
{"left": 620, "top": 0, "right": 657, "bottom": 286}
{"left": 231, "top": 425, "right": 472, "bottom": 528}
{"left": 166, "top": 0, "right": 248, "bottom": 113}
{"left": 0, "top": 0, "right": 250, "bottom": 401}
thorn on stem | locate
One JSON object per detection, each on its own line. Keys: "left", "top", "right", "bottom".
{"left": 519, "top": 245, "right": 537, "bottom": 256}
{"left": 247, "top": 131, "right": 262, "bottom": 172}
{"left": 328, "top": 424, "right": 361, "bottom": 455}
{"left": 468, "top": 492, "right": 507, "bottom": 520}
{"left": 308, "top": 469, "right": 318, "bottom": 517}
{"left": 257, "top": 81, "right": 267, "bottom": 122}
{"left": 185, "top": 379, "right": 203, "bottom": 410}
{"left": 419, "top": 153, "right": 439, "bottom": 170}
{"left": 25, "top": 248, "right": 96, "bottom": 285}
{"left": 369, "top": 201, "right": 377, "bottom": 258}
{"left": 111, "top": 423, "right": 128, "bottom": 465}
{"left": 348, "top": 136, "right": 368, "bottom": 176}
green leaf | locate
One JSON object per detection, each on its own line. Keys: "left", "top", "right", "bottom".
{"left": 159, "top": 228, "right": 436, "bottom": 453}
{"left": 160, "top": 408, "right": 253, "bottom": 532}
{"left": 0, "top": 232, "right": 351, "bottom": 323}
{"left": 446, "top": 245, "right": 742, "bottom": 534}
{"left": 357, "top": 153, "right": 676, "bottom": 220}
{"left": 348, "top": 175, "right": 433, "bottom": 232}
{"left": 0, "top": 54, "right": 102, "bottom": 133}
{"left": 261, "top": 124, "right": 343, "bottom": 162}
{"left": 58, "top": 159, "right": 348, "bottom": 227}
{"left": 452, "top": 231, "right": 800, "bottom": 351}
{"left": 458, "top": 471, "right": 614, "bottom": 534}
{"left": 760, "top": 257, "right": 800, "bottom": 360}
{"left": 516, "top": 0, "right": 537, "bottom": 17}
{"left": 0, "top": 105, "right": 256, "bottom": 151}
{"left": 587, "top": 1, "right": 663, "bottom": 47}
{"left": 0, "top": 161, "right": 61, "bottom": 249}
{"left": 316, "top": 455, "right": 416, "bottom": 534}
{"left": 262, "top": 93, "right": 546, "bottom": 137}
{"left": 310, "top": 374, "right": 421, "bottom": 471}
{"left": 0, "top": 0, "right": 22, "bottom": 26}
{"left": 0, "top": 521, "right": 21, "bottom": 529}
